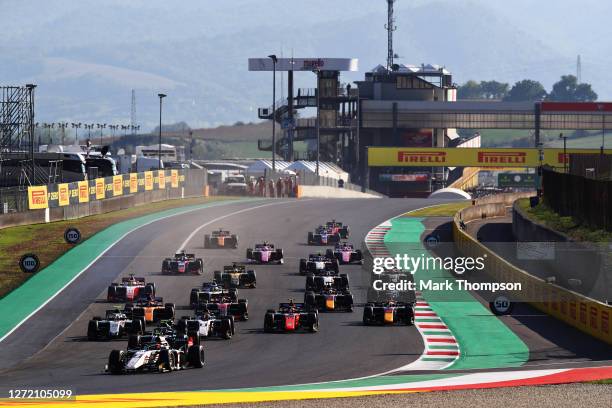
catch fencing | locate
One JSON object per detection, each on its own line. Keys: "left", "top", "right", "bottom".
{"left": 542, "top": 167, "right": 612, "bottom": 231}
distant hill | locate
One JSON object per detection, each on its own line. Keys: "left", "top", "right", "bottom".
{"left": 2, "top": 0, "right": 610, "bottom": 129}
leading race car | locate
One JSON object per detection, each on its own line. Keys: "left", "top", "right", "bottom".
{"left": 304, "top": 287, "right": 353, "bottom": 312}
{"left": 87, "top": 309, "right": 145, "bottom": 340}
{"left": 263, "top": 301, "right": 319, "bottom": 333}
{"left": 161, "top": 251, "right": 204, "bottom": 275}
{"left": 299, "top": 253, "right": 340, "bottom": 275}
{"left": 189, "top": 282, "right": 238, "bottom": 308}
{"left": 107, "top": 275, "right": 155, "bottom": 302}
{"left": 106, "top": 334, "right": 204, "bottom": 374}
{"left": 214, "top": 263, "right": 256, "bottom": 288}
{"left": 326, "top": 242, "right": 363, "bottom": 265}
{"left": 305, "top": 274, "right": 349, "bottom": 292}
{"left": 204, "top": 229, "right": 238, "bottom": 249}
{"left": 246, "top": 242, "right": 284, "bottom": 264}
{"left": 176, "top": 312, "right": 235, "bottom": 340}
{"left": 362, "top": 301, "right": 415, "bottom": 326}
{"left": 307, "top": 226, "right": 340, "bottom": 246}
{"left": 125, "top": 298, "right": 175, "bottom": 324}
{"left": 326, "top": 220, "right": 349, "bottom": 238}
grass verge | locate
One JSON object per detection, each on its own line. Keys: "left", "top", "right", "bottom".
{"left": 0, "top": 196, "right": 233, "bottom": 298}
{"left": 404, "top": 201, "right": 472, "bottom": 217}
{"left": 517, "top": 198, "right": 612, "bottom": 242}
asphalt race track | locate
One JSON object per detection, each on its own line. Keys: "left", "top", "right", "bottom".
{"left": 0, "top": 198, "right": 437, "bottom": 395}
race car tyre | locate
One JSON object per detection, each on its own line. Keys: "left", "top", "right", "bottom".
{"left": 176, "top": 319, "right": 187, "bottom": 334}
{"left": 332, "top": 259, "right": 340, "bottom": 274}
{"left": 307, "top": 232, "right": 314, "bottom": 245}
{"left": 190, "top": 289, "right": 199, "bottom": 307}
{"left": 164, "top": 304, "right": 175, "bottom": 319}
{"left": 213, "top": 271, "right": 222, "bottom": 284}
{"left": 341, "top": 226, "right": 349, "bottom": 238}
{"left": 299, "top": 259, "right": 307, "bottom": 275}
{"left": 263, "top": 313, "right": 275, "bottom": 333}
{"left": 231, "top": 235, "right": 238, "bottom": 248}
{"left": 246, "top": 248, "right": 253, "bottom": 260}
{"left": 108, "top": 350, "right": 124, "bottom": 375}
{"left": 308, "top": 313, "right": 319, "bottom": 332}
{"left": 204, "top": 235, "right": 210, "bottom": 249}
{"left": 363, "top": 307, "right": 374, "bottom": 325}
{"left": 247, "top": 270, "right": 256, "bottom": 287}
{"left": 220, "top": 318, "right": 233, "bottom": 339}
{"left": 107, "top": 286, "right": 116, "bottom": 301}
{"left": 129, "top": 318, "right": 144, "bottom": 335}
{"left": 128, "top": 335, "right": 141, "bottom": 349}
{"left": 87, "top": 320, "right": 98, "bottom": 340}
{"left": 162, "top": 260, "right": 169, "bottom": 274}
{"left": 188, "top": 345, "right": 205, "bottom": 368}
{"left": 159, "top": 349, "right": 174, "bottom": 372}
{"left": 195, "top": 259, "right": 204, "bottom": 275}
{"left": 305, "top": 276, "right": 315, "bottom": 291}
{"left": 325, "top": 249, "right": 334, "bottom": 259}
{"left": 144, "top": 283, "right": 155, "bottom": 298}
{"left": 304, "top": 291, "right": 316, "bottom": 307}
{"left": 229, "top": 288, "right": 238, "bottom": 302}
{"left": 340, "top": 274, "right": 349, "bottom": 289}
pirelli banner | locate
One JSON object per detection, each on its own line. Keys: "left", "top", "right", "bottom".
{"left": 368, "top": 147, "right": 612, "bottom": 167}
{"left": 27, "top": 169, "right": 185, "bottom": 210}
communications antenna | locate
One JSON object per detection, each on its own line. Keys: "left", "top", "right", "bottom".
{"left": 385, "top": 0, "right": 397, "bottom": 71}
{"left": 130, "top": 89, "right": 136, "bottom": 133}
{"left": 576, "top": 55, "right": 582, "bottom": 83}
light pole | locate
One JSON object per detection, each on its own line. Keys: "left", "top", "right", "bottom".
{"left": 313, "top": 67, "right": 321, "bottom": 176}
{"left": 559, "top": 133, "right": 567, "bottom": 172}
{"left": 58, "top": 122, "right": 68, "bottom": 145}
{"left": 25, "top": 84, "right": 36, "bottom": 183}
{"left": 72, "top": 122, "right": 81, "bottom": 145}
{"left": 268, "top": 55, "right": 277, "bottom": 172}
{"left": 158, "top": 93, "right": 167, "bottom": 170}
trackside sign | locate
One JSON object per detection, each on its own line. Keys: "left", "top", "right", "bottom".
{"left": 368, "top": 147, "right": 612, "bottom": 167}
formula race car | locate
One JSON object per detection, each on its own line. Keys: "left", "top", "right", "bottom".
{"left": 87, "top": 309, "right": 145, "bottom": 340}
{"left": 299, "top": 253, "right": 340, "bottom": 275}
{"left": 196, "top": 296, "right": 249, "bottom": 321}
{"left": 326, "top": 242, "right": 363, "bottom": 265}
{"left": 189, "top": 282, "right": 238, "bottom": 307}
{"left": 204, "top": 229, "right": 238, "bottom": 249}
{"left": 214, "top": 263, "right": 256, "bottom": 288}
{"left": 263, "top": 301, "right": 319, "bottom": 333}
{"left": 176, "top": 313, "right": 235, "bottom": 340}
{"left": 161, "top": 251, "right": 204, "bottom": 275}
{"left": 125, "top": 298, "right": 175, "bottom": 324}
{"left": 305, "top": 274, "right": 349, "bottom": 292}
{"left": 304, "top": 288, "right": 353, "bottom": 312}
{"left": 106, "top": 334, "right": 204, "bottom": 374}
{"left": 107, "top": 275, "right": 155, "bottom": 302}
{"left": 307, "top": 226, "right": 341, "bottom": 246}
{"left": 326, "top": 220, "right": 349, "bottom": 238}
{"left": 362, "top": 301, "right": 415, "bottom": 326}
{"left": 246, "top": 242, "right": 284, "bottom": 264}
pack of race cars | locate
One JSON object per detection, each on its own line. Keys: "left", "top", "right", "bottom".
{"left": 94, "top": 222, "right": 414, "bottom": 375}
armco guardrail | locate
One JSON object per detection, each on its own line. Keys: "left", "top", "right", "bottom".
{"left": 0, "top": 169, "right": 208, "bottom": 229}
{"left": 453, "top": 192, "right": 612, "bottom": 345}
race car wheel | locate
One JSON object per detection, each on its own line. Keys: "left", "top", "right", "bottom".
{"left": 246, "top": 248, "right": 253, "bottom": 260}
{"left": 162, "top": 260, "right": 169, "bottom": 274}
{"left": 188, "top": 345, "right": 205, "bottom": 368}
{"left": 304, "top": 292, "right": 316, "bottom": 307}
{"left": 264, "top": 313, "right": 275, "bottom": 333}
{"left": 299, "top": 259, "right": 307, "bottom": 275}
{"left": 325, "top": 249, "right": 334, "bottom": 259}
{"left": 164, "top": 304, "right": 175, "bottom": 319}
{"left": 87, "top": 320, "right": 99, "bottom": 340}
{"left": 195, "top": 259, "right": 204, "bottom": 275}
{"left": 108, "top": 350, "right": 124, "bottom": 375}
{"left": 129, "top": 318, "right": 144, "bottom": 335}
{"left": 363, "top": 307, "right": 374, "bottom": 325}
{"left": 220, "top": 319, "right": 232, "bottom": 340}
{"left": 159, "top": 349, "right": 174, "bottom": 372}
{"left": 309, "top": 315, "right": 319, "bottom": 333}
{"left": 231, "top": 235, "right": 238, "bottom": 248}
{"left": 107, "top": 286, "right": 116, "bottom": 302}
{"left": 128, "top": 335, "right": 141, "bottom": 349}
{"left": 307, "top": 232, "right": 314, "bottom": 245}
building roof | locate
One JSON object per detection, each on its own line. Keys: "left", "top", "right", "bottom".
{"left": 370, "top": 63, "right": 451, "bottom": 75}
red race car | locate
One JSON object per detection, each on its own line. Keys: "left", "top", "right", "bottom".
{"left": 263, "top": 301, "right": 319, "bottom": 333}
{"left": 107, "top": 275, "right": 155, "bottom": 302}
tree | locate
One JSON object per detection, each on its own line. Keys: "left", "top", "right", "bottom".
{"left": 503, "top": 79, "right": 547, "bottom": 102}
{"left": 548, "top": 75, "right": 597, "bottom": 102}
{"left": 480, "top": 80, "right": 509, "bottom": 99}
{"left": 457, "top": 80, "right": 483, "bottom": 99}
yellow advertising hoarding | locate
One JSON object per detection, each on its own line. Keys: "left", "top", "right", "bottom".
{"left": 78, "top": 181, "right": 89, "bottom": 203}
{"left": 27, "top": 186, "right": 48, "bottom": 209}
{"left": 129, "top": 173, "right": 138, "bottom": 193}
{"left": 144, "top": 171, "right": 153, "bottom": 191}
{"left": 95, "top": 178, "right": 105, "bottom": 200}
{"left": 368, "top": 147, "right": 612, "bottom": 167}
{"left": 112, "top": 175, "right": 123, "bottom": 197}
{"left": 158, "top": 170, "right": 166, "bottom": 189}
{"left": 171, "top": 170, "right": 179, "bottom": 188}
{"left": 58, "top": 183, "right": 70, "bottom": 206}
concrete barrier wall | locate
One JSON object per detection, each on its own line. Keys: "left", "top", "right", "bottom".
{"left": 453, "top": 193, "right": 612, "bottom": 345}
{"left": 297, "top": 185, "right": 381, "bottom": 199}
